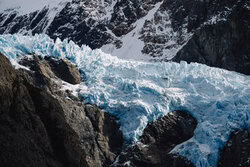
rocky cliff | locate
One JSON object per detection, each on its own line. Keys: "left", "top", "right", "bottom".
{"left": 0, "top": 0, "right": 249, "bottom": 74}
{"left": 172, "top": 0, "right": 250, "bottom": 75}
{"left": 0, "top": 53, "right": 123, "bottom": 167}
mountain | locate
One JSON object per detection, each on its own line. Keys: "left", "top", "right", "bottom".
{"left": 0, "top": 0, "right": 249, "bottom": 166}
{"left": 0, "top": 0, "right": 249, "bottom": 74}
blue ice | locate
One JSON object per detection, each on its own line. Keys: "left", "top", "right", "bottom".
{"left": 0, "top": 34, "right": 249, "bottom": 167}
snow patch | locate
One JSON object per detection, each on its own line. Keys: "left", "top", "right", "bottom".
{"left": 101, "top": 2, "right": 163, "bottom": 61}
{"left": 60, "top": 80, "right": 88, "bottom": 98}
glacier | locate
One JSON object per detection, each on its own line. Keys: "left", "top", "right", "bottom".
{"left": 0, "top": 34, "right": 249, "bottom": 167}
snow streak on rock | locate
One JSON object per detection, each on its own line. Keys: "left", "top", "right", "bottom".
{"left": 0, "top": 34, "right": 249, "bottom": 167}
{"left": 101, "top": 2, "right": 164, "bottom": 60}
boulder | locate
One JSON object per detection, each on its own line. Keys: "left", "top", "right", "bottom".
{"left": 218, "top": 130, "right": 250, "bottom": 167}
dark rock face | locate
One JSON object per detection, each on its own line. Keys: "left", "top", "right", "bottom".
{"left": 47, "top": 0, "right": 112, "bottom": 49}
{"left": 0, "top": 53, "right": 123, "bottom": 167}
{"left": 84, "top": 105, "right": 124, "bottom": 166}
{"left": 0, "top": 54, "right": 64, "bottom": 167}
{"left": 44, "top": 56, "right": 82, "bottom": 84}
{"left": 109, "top": 0, "right": 162, "bottom": 37}
{"left": 218, "top": 130, "right": 250, "bottom": 167}
{"left": 173, "top": 0, "right": 250, "bottom": 75}
{"left": 19, "top": 55, "right": 81, "bottom": 87}
{"left": 116, "top": 110, "right": 197, "bottom": 167}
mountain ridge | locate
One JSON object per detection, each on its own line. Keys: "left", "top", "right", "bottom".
{"left": 0, "top": 0, "right": 249, "bottom": 74}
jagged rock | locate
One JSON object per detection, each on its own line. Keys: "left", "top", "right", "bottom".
{"left": 0, "top": 53, "right": 123, "bottom": 167}
{"left": 19, "top": 55, "right": 81, "bottom": 85}
{"left": 218, "top": 130, "right": 250, "bottom": 167}
{"left": 0, "top": 53, "right": 65, "bottom": 167}
{"left": 116, "top": 110, "right": 197, "bottom": 167}
{"left": 172, "top": 0, "right": 250, "bottom": 75}
{"left": 84, "top": 105, "right": 124, "bottom": 166}
{"left": 0, "top": 53, "right": 17, "bottom": 113}
{"left": 45, "top": 56, "right": 81, "bottom": 84}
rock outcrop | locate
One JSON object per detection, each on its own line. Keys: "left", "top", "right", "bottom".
{"left": 116, "top": 110, "right": 197, "bottom": 167}
{"left": 0, "top": 53, "right": 123, "bottom": 167}
{"left": 218, "top": 130, "right": 250, "bottom": 167}
{"left": 173, "top": 0, "right": 250, "bottom": 75}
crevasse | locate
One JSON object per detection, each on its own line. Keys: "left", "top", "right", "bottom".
{"left": 0, "top": 34, "right": 249, "bottom": 167}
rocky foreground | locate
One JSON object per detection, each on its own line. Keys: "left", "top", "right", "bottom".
{"left": 0, "top": 53, "right": 123, "bottom": 167}
{"left": 0, "top": 54, "right": 249, "bottom": 167}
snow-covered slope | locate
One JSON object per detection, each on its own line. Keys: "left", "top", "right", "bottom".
{"left": 0, "top": 0, "right": 71, "bottom": 15}
{"left": 0, "top": 34, "right": 249, "bottom": 167}
{"left": 0, "top": 0, "right": 71, "bottom": 35}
